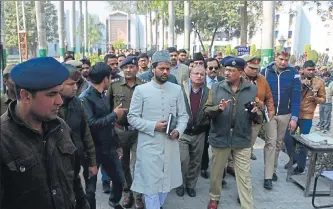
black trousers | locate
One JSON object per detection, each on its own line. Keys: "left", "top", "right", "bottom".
{"left": 84, "top": 148, "right": 124, "bottom": 209}
{"left": 201, "top": 129, "right": 210, "bottom": 171}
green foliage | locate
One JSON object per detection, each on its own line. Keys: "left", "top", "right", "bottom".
{"left": 250, "top": 44, "right": 256, "bottom": 56}
{"left": 275, "top": 45, "right": 283, "bottom": 52}
{"left": 4, "top": 1, "right": 58, "bottom": 56}
{"left": 255, "top": 49, "right": 262, "bottom": 57}
{"left": 308, "top": 50, "right": 319, "bottom": 63}
{"left": 88, "top": 14, "right": 105, "bottom": 49}
{"left": 112, "top": 40, "right": 126, "bottom": 49}
{"left": 88, "top": 53, "right": 104, "bottom": 66}
{"left": 222, "top": 44, "right": 237, "bottom": 56}
{"left": 290, "top": 55, "right": 297, "bottom": 65}
{"left": 304, "top": 44, "right": 311, "bottom": 53}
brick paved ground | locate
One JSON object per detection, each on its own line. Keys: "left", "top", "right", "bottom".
{"left": 96, "top": 108, "right": 332, "bottom": 209}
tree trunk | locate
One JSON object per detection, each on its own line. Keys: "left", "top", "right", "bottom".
{"left": 208, "top": 27, "right": 218, "bottom": 57}
{"left": 168, "top": 0, "right": 175, "bottom": 47}
{"left": 240, "top": 1, "right": 248, "bottom": 46}
{"left": 195, "top": 29, "right": 205, "bottom": 52}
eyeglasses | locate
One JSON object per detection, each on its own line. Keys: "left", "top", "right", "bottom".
{"left": 191, "top": 72, "right": 205, "bottom": 77}
{"left": 208, "top": 66, "right": 219, "bottom": 71}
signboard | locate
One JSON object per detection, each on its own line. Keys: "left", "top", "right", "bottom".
{"left": 237, "top": 46, "right": 250, "bottom": 56}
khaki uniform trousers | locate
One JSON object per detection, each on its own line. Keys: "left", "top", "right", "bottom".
{"left": 263, "top": 114, "right": 291, "bottom": 179}
{"left": 115, "top": 128, "right": 140, "bottom": 199}
{"left": 179, "top": 132, "right": 205, "bottom": 189}
{"left": 228, "top": 124, "right": 262, "bottom": 168}
{"left": 210, "top": 147, "right": 253, "bottom": 209}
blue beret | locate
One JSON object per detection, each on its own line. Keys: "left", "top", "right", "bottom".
{"left": 224, "top": 57, "right": 246, "bottom": 70}
{"left": 10, "top": 57, "right": 69, "bottom": 90}
{"left": 119, "top": 56, "right": 138, "bottom": 69}
{"left": 220, "top": 56, "right": 233, "bottom": 66}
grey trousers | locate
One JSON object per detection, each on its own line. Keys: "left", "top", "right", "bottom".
{"left": 179, "top": 132, "right": 205, "bottom": 189}
{"left": 318, "top": 103, "right": 332, "bottom": 131}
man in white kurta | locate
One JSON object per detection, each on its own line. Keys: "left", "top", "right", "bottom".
{"left": 128, "top": 50, "right": 189, "bottom": 209}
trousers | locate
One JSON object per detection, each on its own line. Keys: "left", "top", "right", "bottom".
{"left": 144, "top": 193, "right": 168, "bottom": 209}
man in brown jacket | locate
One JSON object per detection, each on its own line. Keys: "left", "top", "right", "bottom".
{"left": 284, "top": 60, "right": 326, "bottom": 174}
{"left": 241, "top": 55, "right": 275, "bottom": 160}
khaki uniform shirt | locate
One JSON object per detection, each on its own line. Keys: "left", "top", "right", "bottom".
{"left": 107, "top": 77, "right": 147, "bottom": 126}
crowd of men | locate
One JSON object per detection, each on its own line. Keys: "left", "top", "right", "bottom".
{"left": 0, "top": 45, "right": 330, "bottom": 209}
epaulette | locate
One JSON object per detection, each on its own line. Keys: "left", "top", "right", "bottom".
{"left": 111, "top": 78, "right": 121, "bottom": 83}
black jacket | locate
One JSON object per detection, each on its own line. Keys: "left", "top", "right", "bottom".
{"left": 79, "top": 86, "right": 119, "bottom": 153}
{"left": 0, "top": 101, "right": 88, "bottom": 209}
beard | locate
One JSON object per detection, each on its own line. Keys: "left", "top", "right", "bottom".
{"left": 155, "top": 74, "right": 168, "bottom": 84}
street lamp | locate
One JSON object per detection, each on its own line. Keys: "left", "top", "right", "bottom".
{"left": 278, "top": 35, "right": 286, "bottom": 47}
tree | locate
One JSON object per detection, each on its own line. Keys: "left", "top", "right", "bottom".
{"left": 4, "top": 1, "right": 58, "bottom": 57}
{"left": 87, "top": 14, "right": 105, "bottom": 51}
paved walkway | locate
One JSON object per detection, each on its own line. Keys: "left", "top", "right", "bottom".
{"left": 95, "top": 108, "right": 332, "bottom": 209}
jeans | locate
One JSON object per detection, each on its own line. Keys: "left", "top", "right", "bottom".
{"left": 85, "top": 148, "right": 124, "bottom": 209}
{"left": 284, "top": 119, "right": 312, "bottom": 170}
{"left": 101, "top": 166, "right": 110, "bottom": 182}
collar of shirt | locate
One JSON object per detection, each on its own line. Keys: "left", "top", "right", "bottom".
{"left": 171, "top": 64, "right": 179, "bottom": 73}
{"left": 206, "top": 75, "right": 218, "bottom": 84}
{"left": 188, "top": 80, "right": 203, "bottom": 94}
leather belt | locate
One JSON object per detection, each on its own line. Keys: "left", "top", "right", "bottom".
{"left": 114, "top": 122, "right": 135, "bottom": 131}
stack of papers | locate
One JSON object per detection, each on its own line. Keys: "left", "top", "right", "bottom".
{"left": 301, "top": 133, "right": 333, "bottom": 145}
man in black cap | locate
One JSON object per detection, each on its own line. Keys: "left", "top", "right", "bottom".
{"left": 1, "top": 57, "right": 89, "bottom": 209}
{"left": 193, "top": 52, "right": 205, "bottom": 66}
{"left": 108, "top": 56, "right": 146, "bottom": 209}
{"left": 59, "top": 64, "right": 98, "bottom": 184}
{"left": 79, "top": 62, "right": 126, "bottom": 209}
{"left": 205, "top": 57, "right": 263, "bottom": 209}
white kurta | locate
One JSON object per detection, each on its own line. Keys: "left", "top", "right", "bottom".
{"left": 127, "top": 80, "right": 189, "bottom": 195}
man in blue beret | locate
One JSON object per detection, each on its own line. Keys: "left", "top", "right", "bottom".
{"left": 1, "top": 57, "right": 89, "bottom": 209}
{"left": 79, "top": 62, "right": 127, "bottom": 209}
{"left": 107, "top": 56, "right": 146, "bottom": 209}
{"left": 205, "top": 57, "right": 263, "bottom": 209}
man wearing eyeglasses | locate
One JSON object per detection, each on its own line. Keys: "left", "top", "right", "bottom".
{"left": 176, "top": 65, "right": 210, "bottom": 198}
{"left": 200, "top": 58, "right": 225, "bottom": 180}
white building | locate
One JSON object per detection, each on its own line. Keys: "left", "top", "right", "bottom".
{"left": 251, "top": 1, "right": 333, "bottom": 57}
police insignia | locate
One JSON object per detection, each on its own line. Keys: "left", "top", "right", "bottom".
{"left": 232, "top": 60, "right": 236, "bottom": 66}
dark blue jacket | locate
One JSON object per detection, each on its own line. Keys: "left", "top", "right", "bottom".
{"left": 261, "top": 62, "right": 301, "bottom": 120}
{"left": 79, "top": 86, "right": 119, "bottom": 153}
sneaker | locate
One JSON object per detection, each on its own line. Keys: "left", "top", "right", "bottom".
{"left": 102, "top": 180, "right": 111, "bottom": 193}
{"left": 272, "top": 173, "right": 278, "bottom": 182}
{"left": 122, "top": 193, "right": 133, "bottom": 208}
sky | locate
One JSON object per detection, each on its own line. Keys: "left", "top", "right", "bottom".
{"left": 52, "top": 1, "right": 111, "bottom": 23}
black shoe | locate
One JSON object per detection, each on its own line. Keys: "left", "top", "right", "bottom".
{"left": 186, "top": 188, "right": 196, "bottom": 197}
{"left": 222, "top": 179, "right": 227, "bottom": 188}
{"left": 176, "top": 186, "right": 184, "bottom": 197}
{"left": 250, "top": 152, "right": 257, "bottom": 160}
{"left": 291, "top": 166, "right": 305, "bottom": 175}
{"left": 237, "top": 196, "right": 240, "bottom": 204}
{"left": 201, "top": 170, "right": 210, "bottom": 179}
{"left": 102, "top": 180, "right": 111, "bottom": 193}
{"left": 109, "top": 200, "right": 124, "bottom": 209}
{"left": 284, "top": 161, "right": 296, "bottom": 169}
{"left": 272, "top": 173, "right": 278, "bottom": 182}
{"left": 264, "top": 179, "right": 273, "bottom": 190}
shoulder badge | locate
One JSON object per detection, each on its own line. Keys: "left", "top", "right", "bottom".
{"left": 111, "top": 78, "right": 121, "bottom": 83}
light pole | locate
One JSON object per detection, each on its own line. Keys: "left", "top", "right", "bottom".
{"left": 278, "top": 35, "right": 286, "bottom": 47}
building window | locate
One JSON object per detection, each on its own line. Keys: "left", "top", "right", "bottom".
{"left": 288, "top": 31, "right": 293, "bottom": 38}
{"left": 289, "top": 14, "right": 294, "bottom": 27}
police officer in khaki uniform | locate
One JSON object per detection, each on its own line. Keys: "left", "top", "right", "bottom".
{"left": 1, "top": 64, "right": 16, "bottom": 115}
{"left": 107, "top": 56, "right": 146, "bottom": 209}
